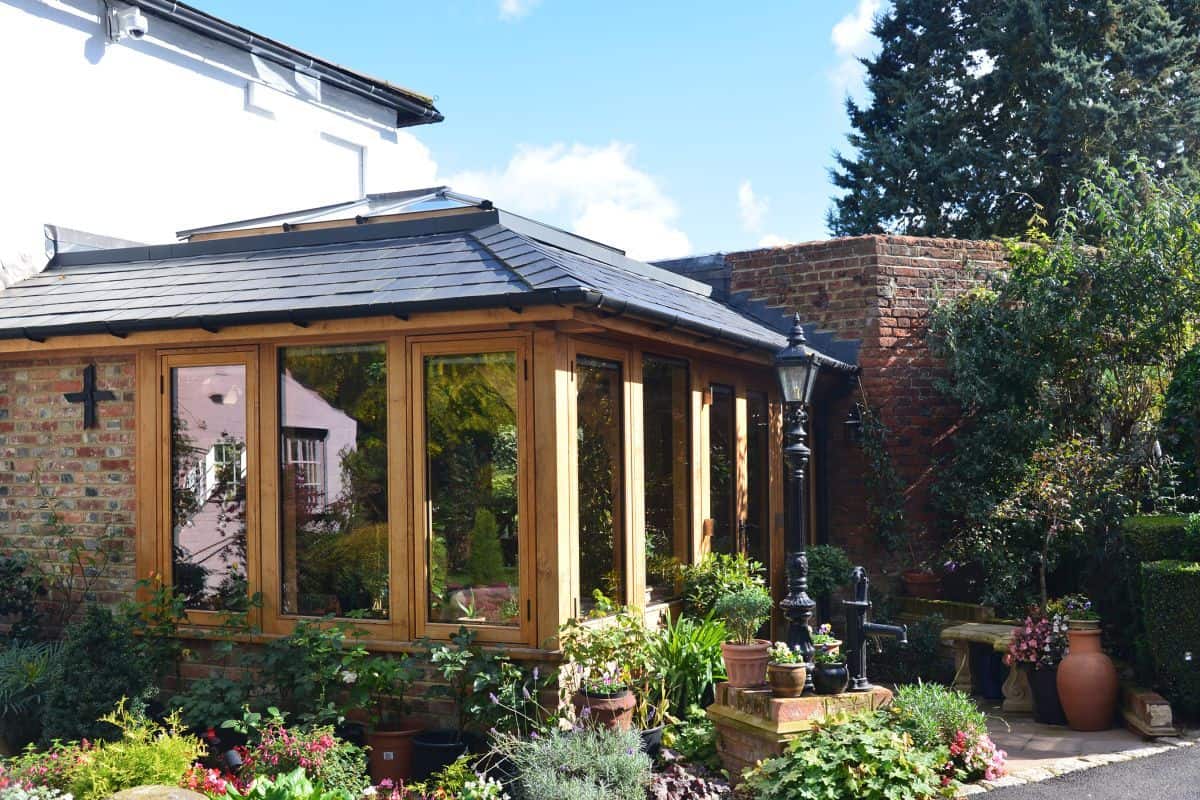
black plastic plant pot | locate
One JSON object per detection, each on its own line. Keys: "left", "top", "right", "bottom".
{"left": 410, "top": 729, "right": 473, "bottom": 781}
{"left": 1029, "top": 666, "right": 1068, "bottom": 726}
{"left": 812, "top": 663, "right": 849, "bottom": 695}
{"left": 640, "top": 724, "right": 666, "bottom": 759}
{"left": 336, "top": 720, "right": 368, "bottom": 747}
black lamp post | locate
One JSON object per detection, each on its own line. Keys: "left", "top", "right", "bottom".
{"left": 775, "top": 313, "right": 821, "bottom": 692}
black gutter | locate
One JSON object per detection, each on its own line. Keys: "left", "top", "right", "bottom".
{"left": 130, "top": 0, "right": 442, "bottom": 128}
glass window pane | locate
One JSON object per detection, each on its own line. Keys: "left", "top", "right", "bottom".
{"left": 709, "top": 384, "right": 736, "bottom": 555}
{"left": 171, "top": 364, "right": 249, "bottom": 611}
{"left": 577, "top": 356, "right": 624, "bottom": 613}
{"left": 746, "top": 391, "right": 770, "bottom": 569}
{"left": 643, "top": 356, "right": 690, "bottom": 603}
{"left": 425, "top": 352, "right": 520, "bottom": 627}
{"left": 279, "top": 343, "right": 389, "bottom": 619}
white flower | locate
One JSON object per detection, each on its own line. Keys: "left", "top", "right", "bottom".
{"left": 341, "top": 670, "right": 358, "bottom": 684}
{"left": 362, "top": 788, "right": 377, "bottom": 797}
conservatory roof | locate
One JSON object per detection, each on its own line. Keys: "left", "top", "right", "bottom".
{"left": 0, "top": 195, "right": 856, "bottom": 370}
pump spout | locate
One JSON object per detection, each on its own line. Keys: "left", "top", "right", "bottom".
{"left": 863, "top": 621, "right": 908, "bottom": 645}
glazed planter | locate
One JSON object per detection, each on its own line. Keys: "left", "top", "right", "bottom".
{"left": 901, "top": 569, "right": 941, "bottom": 599}
{"left": 1057, "top": 624, "right": 1117, "bottom": 731}
{"left": 367, "top": 726, "right": 422, "bottom": 784}
{"left": 411, "top": 730, "right": 475, "bottom": 781}
{"left": 572, "top": 688, "right": 637, "bottom": 731}
{"left": 722, "top": 640, "right": 771, "bottom": 688}
{"left": 1025, "top": 665, "right": 1067, "bottom": 726}
{"left": 812, "top": 662, "right": 849, "bottom": 695}
{"left": 767, "top": 663, "right": 808, "bottom": 698}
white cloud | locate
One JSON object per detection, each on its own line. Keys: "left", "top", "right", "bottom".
{"left": 447, "top": 142, "right": 691, "bottom": 260}
{"left": 499, "top": 0, "right": 540, "bottom": 20}
{"left": 757, "top": 234, "right": 791, "bottom": 248}
{"left": 829, "top": 0, "right": 883, "bottom": 96}
{"left": 737, "top": 180, "right": 769, "bottom": 233}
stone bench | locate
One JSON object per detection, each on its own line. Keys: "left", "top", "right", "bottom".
{"left": 940, "top": 622, "right": 1031, "bottom": 713}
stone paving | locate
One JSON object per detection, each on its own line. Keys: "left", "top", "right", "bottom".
{"left": 957, "top": 702, "right": 1198, "bottom": 796}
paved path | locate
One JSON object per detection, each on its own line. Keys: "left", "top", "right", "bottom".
{"left": 983, "top": 743, "right": 1200, "bottom": 799}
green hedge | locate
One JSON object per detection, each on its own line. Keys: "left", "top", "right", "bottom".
{"left": 1121, "top": 514, "right": 1200, "bottom": 563}
{"left": 1141, "top": 560, "right": 1200, "bottom": 715}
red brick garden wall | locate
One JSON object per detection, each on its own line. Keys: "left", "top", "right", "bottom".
{"left": 0, "top": 355, "right": 138, "bottom": 612}
{"left": 728, "top": 235, "right": 1009, "bottom": 573}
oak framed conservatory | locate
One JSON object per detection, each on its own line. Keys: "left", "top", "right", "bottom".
{"left": 0, "top": 189, "right": 856, "bottom": 653}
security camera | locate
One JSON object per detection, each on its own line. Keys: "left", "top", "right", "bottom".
{"left": 107, "top": 2, "right": 149, "bottom": 42}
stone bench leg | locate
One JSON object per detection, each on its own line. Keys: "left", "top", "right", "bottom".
{"left": 1001, "top": 662, "right": 1032, "bottom": 713}
{"left": 951, "top": 640, "right": 973, "bottom": 694}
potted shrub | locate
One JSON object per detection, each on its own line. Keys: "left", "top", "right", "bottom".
{"left": 713, "top": 586, "right": 773, "bottom": 688}
{"left": 412, "top": 629, "right": 488, "bottom": 780}
{"left": 558, "top": 606, "right": 652, "bottom": 732}
{"left": 766, "top": 642, "right": 806, "bottom": 698}
{"left": 573, "top": 661, "right": 637, "bottom": 731}
{"left": 1004, "top": 608, "right": 1067, "bottom": 725}
{"left": 1054, "top": 594, "right": 1117, "bottom": 731}
{"left": 811, "top": 648, "right": 848, "bottom": 695}
{"left": 811, "top": 623, "right": 842, "bottom": 656}
{"left": 357, "top": 653, "right": 422, "bottom": 783}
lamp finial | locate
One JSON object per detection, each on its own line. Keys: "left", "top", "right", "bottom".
{"left": 789, "top": 312, "right": 807, "bottom": 347}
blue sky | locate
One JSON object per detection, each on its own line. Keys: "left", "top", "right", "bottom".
{"left": 200, "top": 0, "right": 883, "bottom": 260}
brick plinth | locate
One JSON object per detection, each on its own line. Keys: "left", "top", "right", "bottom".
{"left": 707, "top": 681, "right": 894, "bottom": 781}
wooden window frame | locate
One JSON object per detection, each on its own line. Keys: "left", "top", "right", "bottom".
{"left": 409, "top": 333, "right": 536, "bottom": 646}
{"left": 158, "top": 348, "right": 262, "bottom": 629}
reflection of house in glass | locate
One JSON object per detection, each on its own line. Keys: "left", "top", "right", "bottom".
{"left": 280, "top": 370, "right": 358, "bottom": 511}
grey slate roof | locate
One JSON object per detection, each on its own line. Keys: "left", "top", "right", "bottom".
{"left": 0, "top": 208, "right": 854, "bottom": 369}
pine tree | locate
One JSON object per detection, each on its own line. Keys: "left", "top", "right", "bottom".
{"left": 829, "top": 0, "right": 1200, "bottom": 239}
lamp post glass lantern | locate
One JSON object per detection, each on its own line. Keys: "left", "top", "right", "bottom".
{"left": 775, "top": 313, "right": 820, "bottom": 692}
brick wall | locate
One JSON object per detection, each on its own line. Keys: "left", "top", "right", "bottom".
{"left": 0, "top": 355, "right": 138, "bottom": 615}
{"left": 726, "top": 235, "right": 1009, "bottom": 572}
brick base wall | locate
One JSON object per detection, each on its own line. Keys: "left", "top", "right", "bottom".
{"left": 727, "top": 235, "right": 1009, "bottom": 572}
{"left": 0, "top": 355, "right": 138, "bottom": 613}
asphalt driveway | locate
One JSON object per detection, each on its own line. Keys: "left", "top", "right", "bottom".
{"left": 984, "top": 744, "right": 1199, "bottom": 799}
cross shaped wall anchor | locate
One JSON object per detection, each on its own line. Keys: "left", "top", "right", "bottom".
{"left": 64, "top": 364, "right": 117, "bottom": 429}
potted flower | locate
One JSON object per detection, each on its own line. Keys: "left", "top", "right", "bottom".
{"left": 1005, "top": 608, "right": 1067, "bottom": 725}
{"left": 811, "top": 648, "right": 848, "bottom": 695}
{"left": 811, "top": 623, "right": 842, "bottom": 656}
{"left": 573, "top": 660, "right": 637, "bottom": 731}
{"left": 1052, "top": 594, "right": 1117, "bottom": 731}
{"left": 558, "top": 606, "right": 652, "bottom": 732}
{"left": 356, "top": 653, "right": 422, "bottom": 783}
{"left": 766, "top": 642, "right": 806, "bottom": 698}
{"left": 713, "top": 586, "right": 773, "bottom": 688}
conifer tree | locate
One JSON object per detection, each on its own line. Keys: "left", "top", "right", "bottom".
{"left": 829, "top": 0, "right": 1200, "bottom": 238}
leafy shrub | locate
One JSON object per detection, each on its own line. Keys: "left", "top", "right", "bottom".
{"left": 467, "top": 509, "right": 505, "bottom": 586}
{"left": 1162, "top": 343, "right": 1200, "bottom": 495}
{"left": 493, "top": 726, "right": 651, "bottom": 800}
{"left": 1142, "top": 560, "right": 1200, "bottom": 714}
{"left": 805, "top": 545, "right": 853, "bottom": 600}
{"left": 680, "top": 554, "right": 764, "bottom": 618}
{"left": 1121, "top": 515, "right": 1200, "bottom": 563}
{"left": 647, "top": 614, "right": 726, "bottom": 717}
{"left": 40, "top": 606, "right": 155, "bottom": 743}
{"left": 871, "top": 613, "right": 954, "bottom": 687}
{"left": 662, "top": 706, "right": 719, "bottom": 772}
{"left": 0, "top": 641, "right": 61, "bottom": 748}
{"left": 890, "top": 683, "right": 1005, "bottom": 782}
{"left": 67, "top": 700, "right": 204, "bottom": 800}
{"left": 256, "top": 618, "right": 368, "bottom": 727}
{"left": 742, "top": 712, "right": 953, "bottom": 800}
{"left": 226, "top": 768, "right": 351, "bottom": 800}
{"left": 711, "top": 588, "right": 771, "bottom": 645}
{"left": 423, "top": 628, "right": 530, "bottom": 739}
{"left": 1, "top": 740, "right": 85, "bottom": 792}
{"left": 235, "top": 719, "right": 368, "bottom": 794}
{"left": 0, "top": 555, "right": 43, "bottom": 642}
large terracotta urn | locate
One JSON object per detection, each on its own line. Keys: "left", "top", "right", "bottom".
{"left": 1056, "top": 623, "right": 1118, "bottom": 731}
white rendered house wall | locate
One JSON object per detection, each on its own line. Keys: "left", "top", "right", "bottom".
{"left": 0, "top": 0, "right": 439, "bottom": 287}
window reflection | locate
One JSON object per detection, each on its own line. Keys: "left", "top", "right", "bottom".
{"left": 425, "top": 352, "right": 520, "bottom": 626}
{"left": 279, "top": 343, "right": 389, "bottom": 619}
{"left": 643, "top": 356, "right": 690, "bottom": 603}
{"left": 709, "top": 384, "right": 736, "bottom": 555}
{"left": 171, "top": 364, "right": 249, "bottom": 611}
{"left": 577, "top": 356, "right": 624, "bottom": 612}
{"left": 746, "top": 391, "right": 770, "bottom": 569}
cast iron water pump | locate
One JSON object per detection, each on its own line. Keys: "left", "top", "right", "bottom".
{"left": 843, "top": 566, "right": 907, "bottom": 692}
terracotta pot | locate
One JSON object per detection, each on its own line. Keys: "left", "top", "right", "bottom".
{"left": 901, "top": 570, "right": 941, "bottom": 599}
{"left": 814, "top": 639, "right": 842, "bottom": 657}
{"left": 721, "top": 640, "right": 771, "bottom": 688}
{"left": 1069, "top": 618, "right": 1100, "bottom": 632}
{"left": 1026, "top": 665, "right": 1067, "bottom": 726}
{"left": 367, "top": 726, "right": 421, "bottom": 784}
{"left": 767, "top": 663, "right": 807, "bottom": 698}
{"left": 573, "top": 688, "right": 637, "bottom": 731}
{"left": 812, "top": 662, "right": 849, "bottom": 695}
{"left": 1057, "top": 628, "right": 1118, "bottom": 731}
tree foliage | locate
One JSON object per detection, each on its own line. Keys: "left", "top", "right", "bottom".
{"left": 830, "top": 0, "right": 1200, "bottom": 238}
{"left": 929, "top": 163, "right": 1200, "bottom": 611}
